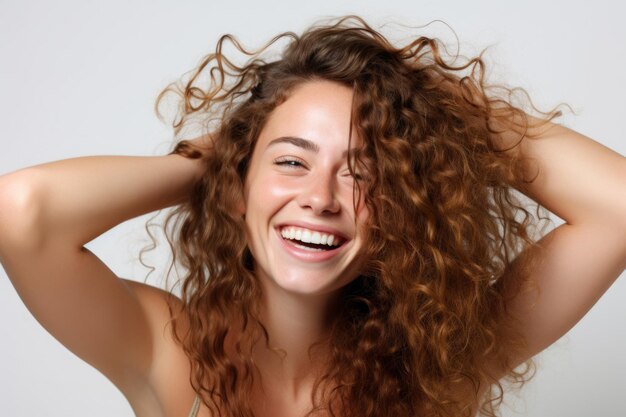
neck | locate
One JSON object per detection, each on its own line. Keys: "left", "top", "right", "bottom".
{"left": 252, "top": 272, "right": 341, "bottom": 398}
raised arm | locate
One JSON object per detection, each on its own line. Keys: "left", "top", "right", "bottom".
{"left": 499, "top": 119, "right": 626, "bottom": 367}
{"left": 0, "top": 148, "right": 204, "bottom": 393}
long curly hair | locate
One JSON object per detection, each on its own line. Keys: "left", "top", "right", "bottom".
{"left": 150, "top": 15, "right": 560, "bottom": 417}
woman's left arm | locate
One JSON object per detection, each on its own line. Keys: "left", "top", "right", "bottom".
{"left": 500, "top": 120, "right": 626, "bottom": 366}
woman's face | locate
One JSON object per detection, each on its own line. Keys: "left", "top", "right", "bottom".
{"left": 243, "top": 80, "right": 368, "bottom": 297}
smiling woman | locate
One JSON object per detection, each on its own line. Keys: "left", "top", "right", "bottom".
{"left": 244, "top": 81, "right": 368, "bottom": 297}
{"left": 1, "top": 14, "right": 625, "bottom": 417}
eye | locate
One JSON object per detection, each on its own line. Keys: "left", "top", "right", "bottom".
{"left": 274, "top": 156, "right": 307, "bottom": 169}
{"left": 342, "top": 169, "right": 365, "bottom": 182}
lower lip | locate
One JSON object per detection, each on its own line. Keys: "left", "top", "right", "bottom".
{"left": 275, "top": 228, "right": 347, "bottom": 262}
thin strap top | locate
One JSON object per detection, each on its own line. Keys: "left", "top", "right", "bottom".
{"left": 188, "top": 395, "right": 201, "bottom": 417}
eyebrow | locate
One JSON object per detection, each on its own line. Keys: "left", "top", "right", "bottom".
{"left": 267, "top": 136, "right": 319, "bottom": 153}
{"left": 266, "top": 136, "right": 355, "bottom": 158}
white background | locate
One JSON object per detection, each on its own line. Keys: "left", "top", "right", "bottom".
{"left": 1, "top": 1, "right": 624, "bottom": 416}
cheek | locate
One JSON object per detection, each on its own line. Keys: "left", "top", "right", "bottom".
{"left": 255, "top": 175, "right": 300, "bottom": 203}
{"left": 243, "top": 175, "right": 297, "bottom": 227}
{"left": 345, "top": 185, "right": 369, "bottom": 221}
{"left": 353, "top": 195, "right": 370, "bottom": 243}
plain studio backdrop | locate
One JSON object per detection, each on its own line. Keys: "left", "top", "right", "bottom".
{"left": 0, "top": 1, "right": 624, "bottom": 416}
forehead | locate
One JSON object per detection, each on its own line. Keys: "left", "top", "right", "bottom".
{"left": 255, "top": 80, "right": 361, "bottom": 153}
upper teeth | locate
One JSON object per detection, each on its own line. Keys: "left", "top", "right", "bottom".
{"left": 280, "top": 226, "right": 342, "bottom": 246}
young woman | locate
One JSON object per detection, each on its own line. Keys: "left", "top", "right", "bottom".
{"left": 0, "top": 16, "right": 624, "bottom": 417}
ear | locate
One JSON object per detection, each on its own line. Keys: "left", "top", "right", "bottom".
{"left": 235, "top": 186, "right": 246, "bottom": 217}
{"left": 236, "top": 179, "right": 247, "bottom": 217}
{"left": 236, "top": 197, "right": 246, "bottom": 217}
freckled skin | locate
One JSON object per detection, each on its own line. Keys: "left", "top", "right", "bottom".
{"left": 243, "top": 80, "right": 369, "bottom": 297}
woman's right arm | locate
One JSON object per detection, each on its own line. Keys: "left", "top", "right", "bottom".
{"left": 0, "top": 151, "right": 203, "bottom": 394}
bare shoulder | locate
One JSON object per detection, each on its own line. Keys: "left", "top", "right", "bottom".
{"left": 120, "top": 279, "right": 196, "bottom": 417}
{"left": 120, "top": 279, "right": 184, "bottom": 330}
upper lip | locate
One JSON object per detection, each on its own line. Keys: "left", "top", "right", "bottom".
{"left": 275, "top": 221, "right": 351, "bottom": 241}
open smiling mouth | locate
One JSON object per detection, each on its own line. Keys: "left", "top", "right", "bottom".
{"left": 279, "top": 226, "right": 347, "bottom": 252}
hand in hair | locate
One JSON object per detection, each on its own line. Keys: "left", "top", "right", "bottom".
{"left": 170, "top": 133, "right": 215, "bottom": 160}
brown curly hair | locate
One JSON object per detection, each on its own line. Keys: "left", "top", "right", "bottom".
{"left": 149, "top": 15, "right": 560, "bottom": 417}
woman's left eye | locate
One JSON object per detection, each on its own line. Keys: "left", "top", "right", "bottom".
{"left": 342, "top": 171, "right": 364, "bottom": 181}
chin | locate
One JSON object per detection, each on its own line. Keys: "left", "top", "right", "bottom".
{"left": 265, "top": 269, "right": 350, "bottom": 297}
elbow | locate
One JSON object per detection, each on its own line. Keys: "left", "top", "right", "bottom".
{"left": 0, "top": 169, "right": 45, "bottom": 255}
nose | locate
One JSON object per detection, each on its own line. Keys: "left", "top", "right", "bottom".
{"left": 297, "top": 171, "right": 341, "bottom": 215}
